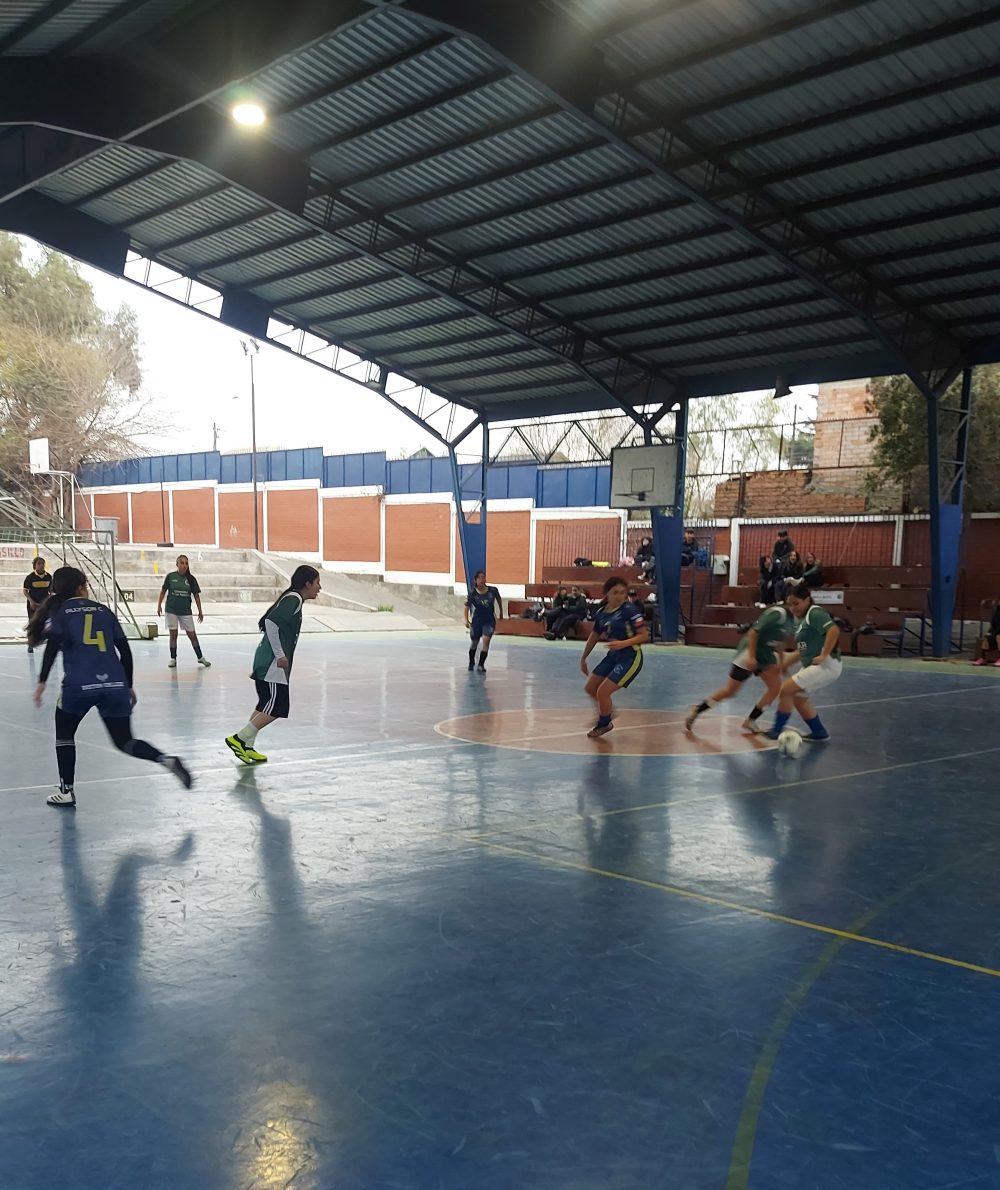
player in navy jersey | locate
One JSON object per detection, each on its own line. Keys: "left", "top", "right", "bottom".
{"left": 28, "top": 567, "right": 192, "bottom": 808}
{"left": 580, "top": 575, "right": 649, "bottom": 738}
{"left": 464, "top": 570, "right": 503, "bottom": 671}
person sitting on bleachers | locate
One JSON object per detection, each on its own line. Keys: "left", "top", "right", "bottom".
{"left": 635, "top": 536, "right": 655, "bottom": 583}
{"left": 801, "top": 551, "right": 824, "bottom": 589}
{"left": 543, "top": 586, "right": 569, "bottom": 633}
{"left": 759, "top": 555, "right": 778, "bottom": 605}
{"left": 973, "top": 600, "right": 1000, "bottom": 666}
{"left": 545, "top": 584, "right": 589, "bottom": 640}
{"left": 681, "top": 528, "right": 698, "bottom": 567}
{"left": 773, "top": 529, "right": 794, "bottom": 564}
{"left": 775, "top": 549, "right": 804, "bottom": 599}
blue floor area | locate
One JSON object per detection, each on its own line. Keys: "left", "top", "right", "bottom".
{"left": 3, "top": 633, "right": 1000, "bottom": 1189}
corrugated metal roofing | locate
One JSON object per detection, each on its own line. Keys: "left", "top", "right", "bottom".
{"left": 3, "top": 0, "right": 999, "bottom": 416}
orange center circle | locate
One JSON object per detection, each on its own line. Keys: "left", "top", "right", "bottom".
{"left": 435, "top": 708, "right": 778, "bottom": 756}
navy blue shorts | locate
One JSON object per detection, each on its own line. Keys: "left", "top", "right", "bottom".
{"left": 59, "top": 685, "right": 131, "bottom": 720}
{"left": 592, "top": 649, "right": 643, "bottom": 688}
{"left": 470, "top": 617, "right": 496, "bottom": 641}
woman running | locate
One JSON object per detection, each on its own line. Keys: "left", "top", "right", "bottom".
{"left": 465, "top": 570, "right": 503, "bottom": 672}
{"left": 685, "top": 603, "right": 793, "bottom": 733}
{"left": 767, "top": 581, "right": 842, "bottom": 741}
{"left": 30, "top": 566, "right": 192, "bottom": 808}
{"left": 225, "top": 565, "right": 322, "bottom": 764}
{"left": 580, "top": 576, "right": 648, "bottom": 738}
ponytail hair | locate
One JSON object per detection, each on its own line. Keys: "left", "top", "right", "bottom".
{"left": 258, "top": 565, "right": 319, "bottom": 631}
{"left": 27, "top": 565, "right": 88, "bottom": 646}
{"left": 786, "top": 580, "right": 813, "bottom": 603}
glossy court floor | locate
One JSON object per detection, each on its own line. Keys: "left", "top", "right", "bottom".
{"left": 3, "top": 632, "right": 1000, "bottom": 1190}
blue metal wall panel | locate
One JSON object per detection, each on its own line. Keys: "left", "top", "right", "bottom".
{"left": 387, "top": 460, "right": 408, "bottom": 493}
{"left": 508, "top": 464, "right": 537, "bottom": 500}
{"left": 538, "top": 468, "right": 569, "bottom": 507}
{"left": 363, "top": 452, "right": 384, "bottom": 485}
{"left": 567, "top": 467, "right": 596, "bottom": 508}
{"left": 344, "top": 454, "right": 364, "bottom": 487}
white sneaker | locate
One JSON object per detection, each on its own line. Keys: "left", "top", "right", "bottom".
{"left": 684, "top": 704, "right": 700, "bottom": 731}
{"left": 167, "top": 659, "right": 177, "bottom": 668}
{"left": 742, "top": 718, "right": 766, "bottom": 734}
{"left": 47, "top": 784, "right": 76, "bottom": 808}
{"left": 197, "top": 657, "right": 211, "bottom": 668}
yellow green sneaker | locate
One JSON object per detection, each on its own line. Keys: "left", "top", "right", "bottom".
{"left": 225, "top": 735, "right": 267, "bottom": 765}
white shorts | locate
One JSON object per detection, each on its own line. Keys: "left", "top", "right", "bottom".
{"left": 791, "top": 655, "right": 843, "bottom": 693}
{"left": 165, "top": 612, "right": 195, "bottom": 632}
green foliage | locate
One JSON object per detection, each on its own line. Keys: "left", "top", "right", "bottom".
{"left": 375, "top": 603, "right": 395, "bottom": 613}
{"left": 866, "top": 365, "right": 1000, "bottom": 512}
{"left": 0, "top": 234, "right": 147, "bottom": 479}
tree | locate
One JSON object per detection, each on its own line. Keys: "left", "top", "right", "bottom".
{"left": 685, "top": 391, "right": 784, "bottom": 516}
{"left": 865, "top": 366, "right": 1000, "bottom": 512}
{"left": 0, "top": 234, "right": 150, "bottom": 481}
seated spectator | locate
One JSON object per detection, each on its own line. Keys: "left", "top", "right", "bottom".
{"left": 545, "top": 584, "right": 589, "bottom": 640}
{"left": 775, "top": 549, "right": 804, "bottom": 599}
{"left": 759, "top": 555, "right": 778, "bottom": 605}
{"left": 801, "top": 551, "right": 824, "bottom": 589}
{"left": 773, "top": 529, "right": 794, "bottom": 565}
{"left": 681, "top": 528, "right": 697, "bottom": 567}
{"left": 543, "top": 586, "right": 569, "bottom": 633}
{"left": 635, "top": 536, "right": 655, "bottom": 583}
{"left": 973, "top": 601, "right": 1000, "bottom": 666}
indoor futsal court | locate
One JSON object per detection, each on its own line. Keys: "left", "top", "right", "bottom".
{"left": 4, "top": 631, "right": 1000, "bottom": 1190}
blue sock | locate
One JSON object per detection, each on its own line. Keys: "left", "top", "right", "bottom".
{"left": 772, "top": 711, "right": 791, "bottom": 733}
{"left": 598, "top": 714, "right": 611, "bottom": 727}
{"left": 805, "top": 714, "right": 826, "bottom": 735}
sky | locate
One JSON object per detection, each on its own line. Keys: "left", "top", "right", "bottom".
{"left": 21, "top": 235, "right": 817, "bottom": 463}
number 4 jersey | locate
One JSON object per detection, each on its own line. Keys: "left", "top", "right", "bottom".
{"left": 44, "top": 597, "right": 129, "bottom": 691}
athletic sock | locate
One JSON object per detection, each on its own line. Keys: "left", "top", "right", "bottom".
{"left": 169, "top": 645, "right": 178, "bottom": 660}
{"left": 237, "top": 723, "right": 258, "bottom": 746}
{"left": 192, "top": 643, "right": 203, "bottom": 659}
{"left": 124, "top": 739, "right": 164, "bottom": 764}
{"left": 468, "top": 646, "right": 476, "bottom": 662}
{"left": 597, "top": 714, "right": 612, "bottom": 727}
{"left": 805, "top": 714, "right": 826, "bottom": 734}
{"left": 55, "top": 738, "right": 76, "bottom": 786}
{"left": 772, "top": 710, "right": 792, "bottom": 734}
{"left": 695, "top": 699, "right": 711, "bottom": 715}
{"left": 748, "top": 706, "right": 764, "bottom": 722}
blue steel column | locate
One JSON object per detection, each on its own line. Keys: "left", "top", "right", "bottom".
{"left": 449, "top": 422, "right": 487, "bottom": 593}
{"left": 927, "top": 367, "right": 972, "bottom": 657}
{"left": 651, "top": 399, "right": 687, "bottom": 642}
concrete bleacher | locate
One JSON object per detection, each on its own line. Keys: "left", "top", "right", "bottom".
{"left": 687, "top": 566, "right": 932, "bottom": 656}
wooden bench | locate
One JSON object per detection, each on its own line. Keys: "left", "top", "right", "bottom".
{"left": 495, "top": 617, "right": 594, "bottom": 639}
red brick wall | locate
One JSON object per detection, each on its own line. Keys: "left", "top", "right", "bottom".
{"left": 324, "top": 496, "right": 381, "bottom": 562}
{"left": 171, "top": 488, "right": 215, "bottom": 545}
{"left": 267, "top": 489, "right": 319, "bottom": 553}
{"left": 715, "top": 469, "right": 868, "bottom": 517}
{"left": 218, "top": 492, "right": 264, "bottom": 550}
{"left": 535, "top": 518, "right": 621, "bottom": 582}
{"left": 91, "top": 493, "right": 130, "bottom": 543}
{"left": 739, "top": 521, "right": 895, "bottom": 577}
{"left": 385, "top": 503, "right": 450, "bottom": 573}
{"left": 131, "top": 491, "right": 169, "bottom": 544}
{"left": 454, "top": 510, "right": 531, "bottom": 584}
{"left": 74, "top": 492, "right": 94, "bottom": 532}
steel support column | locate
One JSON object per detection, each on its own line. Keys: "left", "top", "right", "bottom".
{"left": 450, "top": 422, "right": 488, "bottom": 594}
{"left": 926, "top": 366, "right": 973, "bottom": 656}
{"left": 651, "top": 400, "right": 687, "bottom": 643}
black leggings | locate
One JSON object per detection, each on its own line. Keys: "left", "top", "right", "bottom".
{"left": 54, "top": 707, "right": 164, "bottom": 787}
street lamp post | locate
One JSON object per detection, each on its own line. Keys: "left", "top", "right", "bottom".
{"left": 240, "top": 338, "right": 260, "bottom": 550}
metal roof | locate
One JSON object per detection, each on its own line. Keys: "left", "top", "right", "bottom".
{"left": 2, "top": 0, "right": 999, "bottom": 418}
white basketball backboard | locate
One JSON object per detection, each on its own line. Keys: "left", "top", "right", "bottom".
{"left": 609, "top": 443, "right": 678, "bottom": 509}
{"left": 28, "top": 437, "right": 50, "bottom": 474}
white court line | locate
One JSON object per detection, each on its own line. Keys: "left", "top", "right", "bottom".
{"left": 0, "top": 713, "right": 121, "bottom": 756}
{"left": 818, "top": 683, "right": 1000, "bottom": 710}
{"left": 0, "top": 739, "right": 472, "bottom": 796}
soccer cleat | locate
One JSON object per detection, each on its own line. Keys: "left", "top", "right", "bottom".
{"left": 161, "top": 755, "right": 193, "bottom": 789}
{"left": 587, "top": 722, "right": 613, "bottom": 738}
{"left": 225, "top": 735, "right": 267, "bottom": 765}
{"left": 167, "top": 658, "right": 177, "bottom": 669}
{"left": 47, "top": 783, "right": 76, "bottom": 808}
{"left": 197, "top": 657, "right": 212, "bottom": 668}
{"left": 742, "top": 717, "right": 767, "bottom": 734}
{"left": 803, "top": 730, "right": 831, "bottom": 742}
{"left": 684, "top": 704, "right": 701, "bottom": 730}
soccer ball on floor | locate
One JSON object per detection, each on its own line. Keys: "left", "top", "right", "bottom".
{"left": 777, "top": 729, "right": 803, "bottom": 757}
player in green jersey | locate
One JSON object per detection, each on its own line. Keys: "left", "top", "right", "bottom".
{"left": 766, "top": 581, "right": 842, "bottom": 742}
{"left": 225, "top": 565, "right": 322, "bottom": 764}
{"left": 686, "top": 604, "right": 793, "bottom": 732}
{"left": 157, "top": 555, "right": 210, "bottom": 669}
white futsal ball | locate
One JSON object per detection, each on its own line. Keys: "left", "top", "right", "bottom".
{"left": 777, "top": 729, "right": 802, "bottom": 757}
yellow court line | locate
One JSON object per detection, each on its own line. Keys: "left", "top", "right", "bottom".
{"left": 458, "top": 834, "right": 1000, "bottom": 981}
{"left": 457, "top": 742, "right": 1000, "bottom": 840}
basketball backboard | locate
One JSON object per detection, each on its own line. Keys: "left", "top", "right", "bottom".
{"left": 28, "top": 438, "right": 50, "bottom": 474}
{"left": 609, "top": 443, "right": 678, "bottom": 509}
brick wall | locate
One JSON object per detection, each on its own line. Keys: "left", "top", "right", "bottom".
{"left": 715, "top": 469, "right": 868, "bottom": 517}
{"left": 385, "top": 502, "right": 450, "bottom": 573}
{"left": 324, "top": 495, "right": 381, "bottom": 562}
{"left": 171, "top": 488, "right": 216, "bottom": 545}
{"left": 268, "top": 489, "right": 319, "bottom": 553}
{"left": 535, "top": 518, "right": 621, "bottom": 581}
{"left": 131, "top": 491, "right": 167, "bottom": 543}
{"left": 91, "top": 492, "right": 130, "bottom": 543}
{"left": 454, "top": 510, "right": 531, "bottom": 584}
{"left": 218, "top": 492, "right": 264, "bottom": 549}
